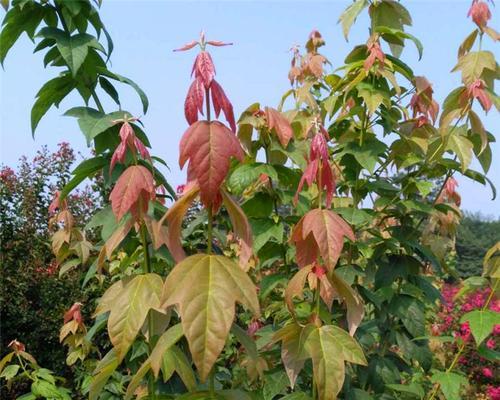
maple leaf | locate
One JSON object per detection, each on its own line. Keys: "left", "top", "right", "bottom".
{"left": 272, "top": 323, "right": 313, "bottom": 388}
{"left": 305, "top": 324, "right": 366, "bottom": 399}
{"left": 154, "top": 184, "right": 252, "bottom": 269}
{"left": 179, "top": 121, "right": 244, "bottom": 208}
{"left": 291, "top": 209, "right": 354, "bottom": 270}
{"left": 99, "top": 274, "right": 163, "bottom": 362}
{"left": 265, "top": 107, "right": 293, "bottom": 147}
{"left": 154, "top": 183, "right": 200, "bottom": 261}
{"left": 211, "top": 80, "right": 236, "bottom": 132}
{"left": 109, "top": 165, "right": 155, "bottom": 221}
{"left": 184, "top": 77, "right": 205, "bottom": 125}
{"left": 285, "top": 264, "right": 335, "bottom": 315}
{"left": 161, "top": 254, "right": 260, "bottom": 381}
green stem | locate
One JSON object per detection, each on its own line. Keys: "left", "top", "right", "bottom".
{"left": 209, "top": 370, "right": 216, "bottom": 398}
{"left": 140, "top": 224, "right": 156, "bottom": 400}
{"left": 92, "top": 90, "right": 105, "bottom": 113}
{"left": 207, "top": 206, "right": 213, "bottom": 254}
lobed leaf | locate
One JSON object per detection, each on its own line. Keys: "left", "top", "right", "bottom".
{"left": 161, "top": 254, "right": 260, "bottom": 381}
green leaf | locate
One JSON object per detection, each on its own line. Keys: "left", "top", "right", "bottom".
{"left": 104, "top": 274, "right": 163, "bottom": 361}
{"left": 263, "top": 370, "right": 289, "bottom": 400}
{"left": 431, "top": 371, "right": 468, "bottom": 400}
{"left": 0, "top": 364, "right": 19, "bottom": 380}
{"left": 340, "top": 139, "right": 387, "bottom": 173}
{"left": 31, "top": 75, "right": 75, "bottom": 134}
{"left": 99, "top": 76, "right": 121, "bottom": 106}
{"left": 227, "top": 163, "right": 278, "bottom": 195}
{"left": 389, "top": 295, "right": 425, "bottom": 337}
{"left": 335, "top": 207, "right": 373, "bottom": 226}
{"left": 231, "top": 323, "right": 259, "bottom": 360}
{"left": 452, "top": 50, "right": 496, "bottom": 85}
{"left": 31, "top": 380, "right": 63, "bottom": 399}
{"left": 460, "top": 309, "right": 499, "bottom": 346}
{"left": 0, "top": 2, "right": 45, "bottom": 65}
{"left": 305, "top": 325, "right": 366, "bottom": 400}
{"left": 97, "top": 67, "right": 149, "bottom": 114}
{"left": 89, "top": 349, "right": 119, "bottom": 400}
{"left": 386, "top": 383, "right": 424, "bottom": 399}
{"left": 250, "top": 218, "right": 284, "bottom": 253}
{"left": 357, "top": 82, "right": 390, "bottom": 115}
{"left": 38, "top": 28, "right": 104, "bottom": 76}
{"left": 281, "top": 393, "right": 311, "bottom": 400}
{"left": 124, "top": 358, "right": 151, "bottom": 400}
{"left": 64, "top": 107, "right": 130, "bottom": 144}
{"left": 149, "top": 323, "right": 184, "bottom": 377}
{"left": 446, "top": 131, "right": 473, "bottom": 172}
{"left": 375, "top": 26, "right": 423, "bottom": 60}
{"left": 60, "top": 157, "right": 107, "bottom": 200}
{"left": 338, "top": 0, "right": 368, "bottom": 40}
{"left": 161, "top": 254, "right": 260, "bottom": 381}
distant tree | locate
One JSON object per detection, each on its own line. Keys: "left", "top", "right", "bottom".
{"left": 0, "top": 143, "right": 100, "bottom": 379}
{"left": 455, "top": 212, "right": 500, "bottom": 277}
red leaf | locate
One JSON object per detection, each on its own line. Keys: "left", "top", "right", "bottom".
{"left": 193, "top": 51, "right": 215, "bottom": 89}
{"left": 206, "top": 40, "right": 233, "bottom": 47}
{"left": 265, "top": 107, "right": 293, "bottom": 147}
{"left": 174, "top": 40, "right": 198, "bottom": 52}
{"left": 184, "top": 77, "right": 205, "bottom": 125}
{"left": 291, "top": 209, "right": 354, "bottom": 270}
{"left": 211, "top": 80, "right": 236, "bottom": 132}
{"left": 109, "top": 165, "right": 155, "bottom": 221}
{"left": 158, "top": 183, "right": 200, "bottom": 261}
{"left": 179, "top": 121, "right": 244, "bottom": 208}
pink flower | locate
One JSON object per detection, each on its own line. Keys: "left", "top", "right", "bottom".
{"left": 493, "top": 324, "right": 500, "bottom": 335}
{"left": 487, "top": 338, "right": 496, "bottom": 349}
{"left": 468, "top": 0, "right": 491, "bottom": 30}
{"left": 487, "top": 385, "right": 500, "bottom": 400}
{"left": 483, "top": 367, "right": 494, "bottom": 379}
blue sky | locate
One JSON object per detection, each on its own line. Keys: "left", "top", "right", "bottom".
{"left": 1, "top": 0, "right": 498, "bottom": 216}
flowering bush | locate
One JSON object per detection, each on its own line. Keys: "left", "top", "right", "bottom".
{"left": 432, "top": 283, "right": 499, "bottom": 398}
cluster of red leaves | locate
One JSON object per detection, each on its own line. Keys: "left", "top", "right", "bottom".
{"left": 63, "top": 302, "right": 84, "bottom": 328}
{"left": 363, "top": 35, "right": 385, "bottom": 72}
{"left": 409, "top": 76, "right": 439, "bottom": 126}
{"left": 180, "top": 121, "right": 243, "bottom": 209}
{"left": 110, "top": 118, "right": 151, "bottom": 174}
{"left": 288, "top": 30, "right": 328, "bottom": 85}
{"left": 437, "top": 177, "right": 461, "bottom": 207}
{"left": 294, "top": 125, "right": 335, "bottom": 208}
{"left": 179, "top": 32, "right": 236, "bottom": 132}
{"left": 461, "top": 79, "right": 493, "bottom": 113}
{"left": 291, "top": 208, "right": 354, "bottom": 271}
{"left": 468, "top": 0, "right": 492, "bottom": 30}
{"left": 106, "top": 119, "right": 156, "bottom": 222}
{"left": 176, "top": 33, "right": 244, "bottom": 209}
{"left": 109, "top": 164, "right": 155, "bottom": 221}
